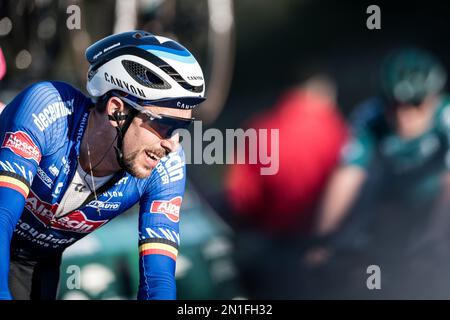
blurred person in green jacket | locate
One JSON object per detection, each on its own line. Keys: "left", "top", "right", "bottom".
{"left": 307, "top": 48, "right": 450, "bottom": 299}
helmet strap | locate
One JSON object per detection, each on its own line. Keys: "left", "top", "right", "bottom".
{"left": 108, "top": 109, "right": 139, "bottom": 172}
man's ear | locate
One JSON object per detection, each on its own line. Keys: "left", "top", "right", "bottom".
{"left": 107, "top": 96, "right": 127, "bottom": 127}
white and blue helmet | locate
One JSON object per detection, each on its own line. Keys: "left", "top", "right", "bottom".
{"left": 86, "top": 30, "right": 206, "bottom": 109}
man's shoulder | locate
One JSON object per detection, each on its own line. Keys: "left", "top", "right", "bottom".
{"left": 9, "top": 80, "right": 89, "bottom": 113}
{"left": 0, "top": 81, "right": 91, "bottom": 153}
{"left": 14, "top": 81, "right": 90, "bottom": 128}
{"left": 22, "top": 80, "right": 85, "bottom": 96}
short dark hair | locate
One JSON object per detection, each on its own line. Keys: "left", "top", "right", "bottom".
{"left": 95, "top": 93, "right": 111, "bottom": 113}
{"left": 95, "top": 91, "right": 133, "bottom": 115}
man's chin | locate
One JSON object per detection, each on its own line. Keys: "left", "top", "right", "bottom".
{"left": 134, "top": 167, "right": 153, "bottom": 179}
{"left": 124, "top": 162, "right": 154, "bottom": 179}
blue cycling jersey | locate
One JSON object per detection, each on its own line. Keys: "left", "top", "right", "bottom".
{"left": 0, "top": 81, "right": 186, "bottom": 300}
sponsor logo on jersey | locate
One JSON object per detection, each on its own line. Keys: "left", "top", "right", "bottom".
{"left": 101, "top": 191, "right": 124, "bottom": 198}
{"left": 116, "top": 176, "right": 129, "bottom": 185}
{"left": 25, "top": 190, "right": 108, "bottom": 233}
{"left": 150, "top": 196, "right": 182, "bottom": 222}
{"left": 87, "top": 200, "right": 120, "bottom": 211}
{"left": 14, "top": 219, "right": 76, "bottom": 246}
{"left": 155, "top": 152, "right": 184, "bottom": 185}
{"left": 48, "top": 164, "right": 60, "bottom": 177}
{"left": 51, "top": 210, "right": 108, "bottom": 233}
{"left": 61, "top": 156, "right": 71, "bottom": 174}
{"left": 52, "top": 182, "right": 64, "bottom": 198}
{"left": 32, "top": 99, "right": 74, "bottom": 132}
{"left": 37, "top": 167, "right": 53, "bottom": 189}
{"left": 73, "top": 183, "right": 86, "bottom": 192}
{"left": 25, "top": 190, "right": 58, "bottom": 224}
{"left": 76, "top": 112, "right": 89, "bottom": 142}
{"left": 2, "top": 131, "right": 42, "bottom": 164}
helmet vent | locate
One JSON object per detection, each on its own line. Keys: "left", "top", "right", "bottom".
{"left": 159, "top": 64, "right": 204, "bottom": 93}
{"left": 122, "top": 60, "right": 171, "bottom": 89}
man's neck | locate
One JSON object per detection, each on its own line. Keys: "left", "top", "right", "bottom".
{"left": 79, "top": 110, "right": 122, "bottom": 177}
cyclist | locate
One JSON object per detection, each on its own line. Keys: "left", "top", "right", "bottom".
{"left": 307, "top": 48, "right": 450, "bottom": 298}
{"left": 0, "top": 30, "right": 206, "bottom": 300}
{"left": 315, "top": 48, "right": 448, "bottom": 238}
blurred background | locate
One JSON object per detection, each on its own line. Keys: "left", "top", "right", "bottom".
{"left": 2, "top": 0, "right": 450, "bottom": 299}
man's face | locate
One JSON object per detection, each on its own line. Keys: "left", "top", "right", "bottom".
{"left": 121, "top": 106, "right": 192, "bottom": 179}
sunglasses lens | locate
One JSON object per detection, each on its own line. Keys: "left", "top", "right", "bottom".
{"left": 146, "top": 115, "right": 193, "bottom": 139}
{"left": 148, "top": 121, "right": 173, "bottom": 139}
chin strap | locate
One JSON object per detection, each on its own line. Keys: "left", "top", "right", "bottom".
{"left": 108, "top": 109, "right": 139, "bottom": 172}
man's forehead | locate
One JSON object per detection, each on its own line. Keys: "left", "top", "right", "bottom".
{"left": 144, "top": 105, "right": 192, "bottom": 118}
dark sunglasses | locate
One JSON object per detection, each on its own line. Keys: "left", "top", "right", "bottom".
{"left": 140, "top": 111, "right": 193, "bottom": 139}
{"left": 112, "top": 93, "right": 194, "bottom": 139}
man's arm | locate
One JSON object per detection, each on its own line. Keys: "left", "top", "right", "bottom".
{"left": 137, "top": 149, "right": 186, "bottom": 300}
{"left": 0, "top": 131, "right": 40, "bottom": 299}
{"left": 0, "top": 82, "right": 59, "bottom": 299}
{"left": 0, "top": 174, "right": 30, "bottom": 299}
{"left": 304, "top": 120, "right": 373, "bottom": 266}
{"left": 303, "top": 165, "right": 367, "bottom": 267}
{"left": 313, "top": 108, "right": 377, "bottom": 236}
{"left": 315, "top": 165, "right": 367, "bottom": 236}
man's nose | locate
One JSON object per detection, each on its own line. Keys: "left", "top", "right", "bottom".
{"left": 160, "top": 133, "right": 179, "bottom": 154}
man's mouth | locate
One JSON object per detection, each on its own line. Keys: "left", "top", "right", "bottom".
{"left": 145, "top": 150, "right": 160, "bottom": 162}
